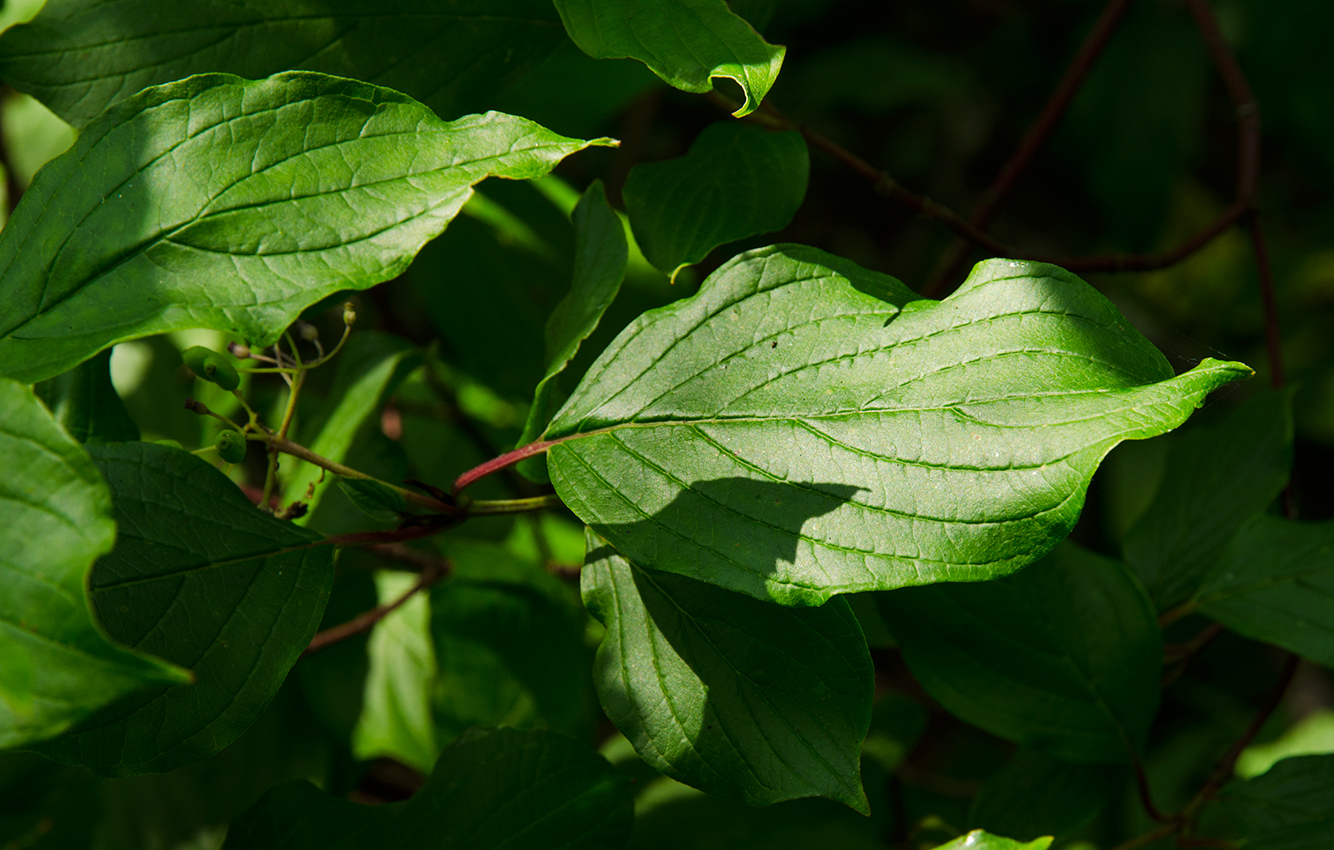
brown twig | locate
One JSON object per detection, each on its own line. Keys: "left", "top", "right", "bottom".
{"left": 926, "top": 0, "right": 1135, "bottom": 293}
{"left": 1247, "top": 217, "right": 1284, "bottom": 389}
{"left": 302, "top": 552, "right": 451, "bottom": 656}
{"left": 1131, "top": 751, "right": 1172, "bottom": 824}
{"left": 1108, "top": 822, "right": 1179, "bottom": 850}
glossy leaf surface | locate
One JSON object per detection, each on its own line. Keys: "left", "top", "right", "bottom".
{"left": 624, "top": 121, "right": 808, "bottom": 278}
{"left": 582, "top": 530, "right": 874, "bottom": 811}
{"left": 35, "top": 443, "right": 334, "bottom": 776}
{"left": 225, "top": 727, "right": 633, "bottom": 849}
{"left": 1197, "top": 517, "right": 1334, "bottom": 666}
{"left": 0, "top": 379, "right": 183, "bottom": 749}
{"left": 0, "top": 0, "right": 566, "bottom": 127}
{"left": 930, "top": 831, "right": 1053, "bottom": 850}
{"left": 0, "top": 71, "right": 613, "bottom": 384}
{"left": 553, "top": 0, "right": 785, "bottom": 116}
{"left": 1218, "top": 755, "right": 1334, "bottom": 849}
{"left": 1125, "top": 390, "right": 1292, "bottom": 609}
{"left": 878, "top": 543, "right": 1161, "bottom": 763}
{"left": 516, "top": 179, "right": 628, "bottom": 475}
{"left": 545, "top": 245, "right": 1249, "bottom": 605}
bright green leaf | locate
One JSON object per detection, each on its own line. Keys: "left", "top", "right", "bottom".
{"left": 877, "top": 543, "right": 1162, "bottom": 763}
{"left": 353, "top": 571, "right": 437, "bottom": 774}
{"left": 623, "top": 121, "right": 808, "bottom": 279}
{"left": 1218, "top": 754, "right": 1334, "bottom": 849}
{"left": 281, "top": 332, "right": 422, "bottom": 519}
{"left": 225, "top": 727, "right": 634, "bottom": 849}
{"left": 1125, "top": 389, "right": 1293, "bottom": 609}
{"left": 553, "top": 0, "right": 786, "bottom": 117}
{"left": 582, "top": 529, "right": 874, "bottom": 811}
{"left": 33, "top": 349, "right": 141, "bottom": 443}
{"left": 543, "top": 245, "right": 1250, "bottom": 606}
{"left": 930, "top": 830, "right": 1053, "bottom": 850}
{"left": 0, "top": 71, "right": 614, "bottom": 385}
{"left": 0, "top": 0, "right": 567, "bottom": 127}
{"left": 0, "top": 379, "right": 183, "bottom": 749}
{"left": 517, "top": 179, "right": 628, "bottom": 481}
{"left": 1197, "top": 516, "right": 1334, "bottom": 666}
{"left": 1238, "top": 710, "right": 1334, "bottom": 779}
{"left": 34, "top": 443, "right": 334, "bottom": 776}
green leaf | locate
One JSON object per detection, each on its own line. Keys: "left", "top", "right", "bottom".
{"left": 335, "top": 477, "right": 408, "bottom": 524}
{"left": 34, "top": 349, "right": 140, "bottom": 443}
{"left": 877, "top": 543, "right": 1161, "bottom": 763}
{"left": 0, "top": 71, "right": 615, "bottom": 385}
{"left": 225, "top": 727, "right": 634, "bottom": 849}
{"left": 968, "top": 748, "right": 1119, "bottom": 841}
{"left": 517, "top": 179, "right": 628, "bottom": 481}
{"left": 929, "top": 831, "right": 1053, "bottom": 850}
{"left": 352, "top": 571, "right": 438, "bottom": 774}
{"left": 543, "top": 245, "right": 1250, "bottom": 605}
{"left": 1125, "top": 389, "right": 1293, "bottom": 609}
{"left": 1197, "top": 516, "right": 1334, "bottom": 666}
{"left": 0, "top": 379, "right": 183, "bottom": 749}
{"left": 1218, "top": 754, "right": 1334, "bottom": 849}
{"left": 582, "top": 529, "right": 874, "bottom": 811}
{"left": 0, "top": 0, "right": 567, "bottom": 128}
{"left": 33, "top": 443, "right": 335, "bottom": 776}
{"left": 431, "top": 539, "right": 593, "bottom": 745}
{"left": 553, "top": 0, "right": 786, "bottom": 117}
{"left": 281, "top": 332, "right": 422, "bottom": 518}
{"left": 623, "top": 121, "right": 809, "bottom": 279}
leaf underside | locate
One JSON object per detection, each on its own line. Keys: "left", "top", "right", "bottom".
{"left": 544, "top": 244, "right": 1250, "bottom": 606}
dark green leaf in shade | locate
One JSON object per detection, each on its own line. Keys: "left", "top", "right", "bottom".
{"left": 0, "top": 0, "right": 567, "bottom": 127}
{"left": 32, "top": 349, "right": 140, "bottom": 443}
{"left": 0, "top": 379, "right": 184, "bottom": 749}
{"left": 623, "top": 121, "right": 809, "bottom": 279}
{"left": 543, "top": 245, "right": 1250, "bottom": 606}
{"left": 431, "top": 539, "right": 593, "bottom": 745}
{"left": 335, "top": 478, "right": 407, "bottom": 524}
{"left": 581, "top": 529, "right": 875, "bottom": 811}
{"left": 223, "top": 727, "right": 634, "bottom": 850}
{"left": 552, "top": 0, "right": 785, "bottom": 117}
{"left": 929, "top": 831, "right": 1053, "bottom": 850}
{"left": 281, "top": 331, "right": 423, "bottom": 518}
{"left": 968, "top": 748, "right": 1121, "bottom": 841}
{"left": 1217, "top": 755, "right": 1334, "bottom": 849}
{"left": 1125, "top": 389, "right": 1293, "bottom": 609}
{"left": 517, "top": 179, "right": 628, "bottom": 481}
{"left": 33, "top": 443, "right": 335, "bottom": 776}
{"left": 0, "top": 71, "right": 614, "bottom": 385}
{"left": 1196, "top": 516, "right": 1334, "bottom": 666}
{"left": 877, "top": 543, "right": 1162, "bottom": 763}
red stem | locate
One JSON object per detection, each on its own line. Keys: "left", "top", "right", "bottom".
{"left": 452, "top": 439, "right": 558, "bottom": 495}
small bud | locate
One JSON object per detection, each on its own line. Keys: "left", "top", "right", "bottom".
{"left": 228, "top": 341, "right": 251, "bottom": 359}
{"left": 182, "top": 346, "right": 240, "bottom": 391}
{"left": 215, "top": 430, "right": 247, "bottom": 464}
{"left": 342, "top": 301, "right": 357, "bottom": 326}
{"left": 184, "top": 398, "right": 210, "bottom": 415}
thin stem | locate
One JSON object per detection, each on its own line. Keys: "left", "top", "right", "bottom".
{"left": 453, "top": 439, "right": 559, "bottom": 495}
{"left": 1248, "top": 217, "right": 1285, "bottom": 388}
{"left": 463, "top": 494, "right": 565, "bottom": 516}
{"left": 260, "top": 369, "right": 305, "bottom": 511}
{"left": 1159, "top": 600, "right": 1197, "bottom": 628}
{"left": 302, "top": 554, "right": 451, "bottom": 656}
{"left": 260, "top": 434, "right": 457, "bottom": 515}
{"left": 1108, "top": 822, "right": 1179, "bottom": 850}
{"left": 1131, "top": 751, "right": 1172, "bottom": 824}
{"left": 300, "top": 322, "right": 353, "bottom": 370}
{"left": 926, "top": 0, "right": 1134, "bottom": 293}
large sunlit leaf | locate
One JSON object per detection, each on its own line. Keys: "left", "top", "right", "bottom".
{"left": 224, "top": 727, "right": 634, "bottom": 849}
{"left": 0, "top": 0, "right": 567, "bottom": 128}
{"left": 1217, "top": 755, "right": 1334, "bottom": 849}
{"left": 1196, "top": 516, "right": 1334, "bottom": 666}
{"left": 582, "top": 530, "right": 874, "bottom": 811}
{"left": 552, "top": 0, "right": 786, "bottom": 117}
{"left": 624, "top": 121, "right": 808, "bottom": 279}
{"left": 516, "top": 179, "right": 628, "bottom": 479}
{"left": 0, "top": 379, "right": 184, "bottom": 749}
{"left": 34, "top": 443, "right": 335, "bottom": 776}
{"left": 542, "top": 245, "right": 1250, "bottom": 606}
{"left": 877, "top": 543, "right": 1161, "bottom": 763}
{"left": 0, "top": 71, "right": 614, "bottom": 385}
{"left": 1125, "top": 390, "right": 1293, "bottom": 609}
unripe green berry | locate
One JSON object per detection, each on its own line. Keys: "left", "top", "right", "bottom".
{"left": 342, "top": 302, "right": 357, "bottom": 326}
{"left": 215, "top": 430, "right": 247, "bottom": 464}
{"left": 182, "top": 346, "right": 240, "bottom": 391}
